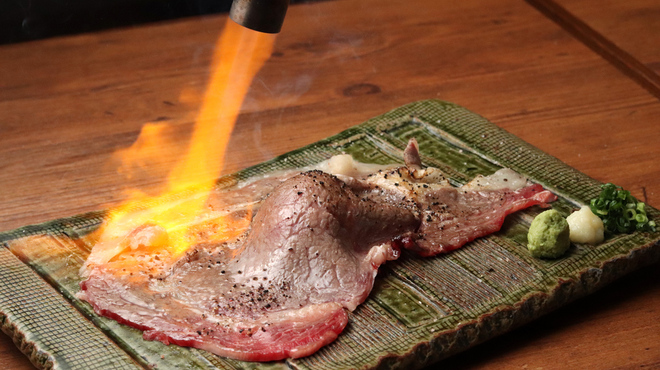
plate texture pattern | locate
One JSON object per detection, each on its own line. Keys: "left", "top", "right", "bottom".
{"left": 1, "top": 100, "right": 659, "bottom": 369}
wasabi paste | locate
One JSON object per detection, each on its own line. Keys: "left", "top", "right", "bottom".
{"left": 527, "top": 209, "right": 570, "bottom": 258}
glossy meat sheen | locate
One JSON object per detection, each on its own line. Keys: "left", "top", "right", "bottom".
{"left": 354, "top": 164, "right": 556, "bottom": 256}
{"left": 413, "top": 182, "right": 556, "bottom": 255}
{"left": 79, "top": 170, "right": 419, "bottom": 362}
{"left": 79, "top": 139, "right": 557, "bottom": 361}
{"left": 233, "top": 171, "right": 419, "bottom": 311}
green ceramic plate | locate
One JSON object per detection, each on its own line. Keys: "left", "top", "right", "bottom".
{"left": 1, "top": 100, "right": 659, "bottom": 369}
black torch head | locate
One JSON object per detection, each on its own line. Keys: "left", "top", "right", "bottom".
{"left": 229, "top": 0, "right": 289, "bottom": 34}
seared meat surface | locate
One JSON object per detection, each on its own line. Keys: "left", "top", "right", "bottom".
{"left": 79, "top": 139, "right": 556, "bottom": 361}
{"left": 233, "top": 171, "right": 418, "bottom": 311}
{"left": 80, "top": 170, "right": 419, "bottom": 361}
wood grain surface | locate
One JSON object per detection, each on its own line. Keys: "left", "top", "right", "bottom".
{"left": 551, "top": 0, "right": 660, "bottom": 75}
{"left": 0, "top": 0, "right": 659, "bottom": 368}
{"left": 526, "top": 0, "right": 660, "bottom": 99}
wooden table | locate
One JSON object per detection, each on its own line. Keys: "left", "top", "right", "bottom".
{"left": 1, "top": 0, "right": 658, "bottom": 368}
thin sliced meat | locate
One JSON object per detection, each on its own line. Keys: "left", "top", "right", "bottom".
{"left": 356, "top": 146, "right": 557, "bottom": 256}
{"left": 78, "top": 138, "right": 557, "bottom": 361}
{"left": 79, "top": 170, "right": 418, "bottom": 362}
{"left": 82, "top": 270, "right": 348, "bottom": 362}
{"left": 413, "top": 181, "right": 556, "bottom": 256}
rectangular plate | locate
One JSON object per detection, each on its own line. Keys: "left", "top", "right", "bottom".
{"left": 1, "top": 100, "right": 659, "bottom": 369}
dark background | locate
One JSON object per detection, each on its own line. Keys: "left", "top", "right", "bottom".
{"left": 0, "top": 0, "right": 319, "bottom": 44}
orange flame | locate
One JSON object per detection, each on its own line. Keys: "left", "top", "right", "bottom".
{"left": 96, "top": 21, "right": 276, "bottom": 260}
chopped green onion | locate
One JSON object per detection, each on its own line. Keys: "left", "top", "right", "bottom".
{"left": 590, "top": 183, "right": 656, "bottom": 236}
{"left": 635, "top": 213, "right": 647, "bottom": 224}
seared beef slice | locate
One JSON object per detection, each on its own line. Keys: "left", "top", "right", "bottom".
{"left": 80, "top": 171, "right": 419, "bottom": 361}
{"left": 79, "top": 140, "right": 556, "bottom": 361}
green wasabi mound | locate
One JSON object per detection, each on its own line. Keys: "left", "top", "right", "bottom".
{"left": 527, "top": 209, "right": 570, "bottom": 258}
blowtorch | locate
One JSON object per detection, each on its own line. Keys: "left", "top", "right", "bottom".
{"left": 229, "top": 0, "right": 289, "bottom": 33}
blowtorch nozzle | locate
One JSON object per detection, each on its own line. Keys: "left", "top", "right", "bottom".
{"left": 229, "top": 0, "right": 289, "bottom": 34}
